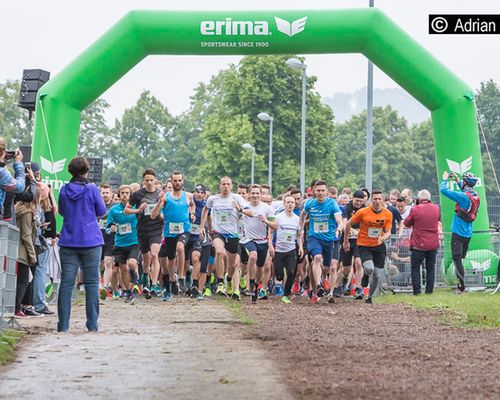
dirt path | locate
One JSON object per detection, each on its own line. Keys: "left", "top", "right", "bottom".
{"left": 243, "top": 297, "right": 500, "bottom": 400}
{"left": 0, "top": 297, "right": 289, "bottom": 400}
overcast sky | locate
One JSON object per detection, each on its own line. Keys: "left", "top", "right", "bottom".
{"left": 1, "top": 0, "right": 499, "bottom": 122}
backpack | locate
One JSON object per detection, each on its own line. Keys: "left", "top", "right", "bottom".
{"left": 455, "top": 190, "right": 480, "bottom": 222}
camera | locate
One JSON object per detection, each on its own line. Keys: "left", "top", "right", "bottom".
{"left": 5, "top": 150, "right": 17, "bottom": 160}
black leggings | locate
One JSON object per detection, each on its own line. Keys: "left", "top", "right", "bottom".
{"left": 451, "top": 232, "right": 471, "bottom": 291}
{"left": 274, "top": 250, "right": 297, "bottom": 296}
{"left": 16, "top": 263, "right": 31, "bottom": 313}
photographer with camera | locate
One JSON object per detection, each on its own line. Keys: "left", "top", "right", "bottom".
{"left": 0, "top": 137, "right": 25, "bottom": 219}
{"left": 440, "top": 170, "right": 480, "bottom": 293}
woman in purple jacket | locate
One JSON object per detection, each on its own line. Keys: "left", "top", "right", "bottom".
{"left": 57, "top": 157, "right": 106, "bottom": 332}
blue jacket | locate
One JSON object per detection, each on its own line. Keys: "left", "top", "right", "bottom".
{"left": 0, "top": 162, "right": 26, "bottom": 216}
{"left": 439, "top": 180, "right": 474, "bottom": 238}
{"left": 58, "top": 181, "right": 107, "bottom": 247}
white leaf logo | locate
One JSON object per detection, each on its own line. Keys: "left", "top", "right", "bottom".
{"left": 275, "top": 16, "right": 307, "bottom": 37}
{"left": 446, "top": 156, "right": 472, "bottom": 175}
{"left": 470, "top": 259, "right": 490, "bottom": 271}
{"left": 41, "top": 156, "right": 66, "bottom": 174}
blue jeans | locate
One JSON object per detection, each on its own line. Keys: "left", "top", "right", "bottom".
{"left": 33, "top": 248, "right": 49, "bottom": 312}
{"left": 57, "top": 246, "right": 102, "bottom": 332}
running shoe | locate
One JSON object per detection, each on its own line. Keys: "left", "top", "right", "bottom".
{"left": 365, "top": 297, "right": 373, "bottom": 304}
{"left": 281, "top": 296, "right": 292, "bottom": 305}
{"left": 226, "top": 281, "right": 234, "bottom": 296}
{"left": 142, "top": 286, "right": 152, "bottom": 299}
{"left": 179, "top": 279, "right": 187, "bottom": 293}
{"left": 274, "top": 283, "right": 284, "bottom": 296}
{"left": 203, "top": 287, "right": 212, "bottom": 297}
{"left": 292, "top": 282, "right": 300, "bottom": 295}
{"left": 196, "top": 293, "right": 204, "bottom": 301}
{"left": 23, "top": 306, "right": 42, "bottom": 317}
{"left": 133, "top": 284, "right": 141, "bottom": 294}
{"left": 14, "top": 311, "right": 28, "bottom": 319}
{"left": 258, "top": 288, "right": 268, "bottom": 300}
{"left": 112, "top": 290, "right": 120, "bottom": 300}
{"left": 343, "top": 285, "right": 351, "bottom": 296}
{"left": 100, "top": 287, "right": 109, "bottom": 300}
{"left": 124, "top": 291, "right": 135, "bottom": 304}
{"left": 185, "top": 286, "right": 193, "bottom": 297}
{"left": 252, "top": 289, "right": 258, "bottom": 303}
{"left": 171, "top": 281, "right": 180, "bottom": 296}
{"left": 323, "top": 280, "right": 331, "bottom": 293}
{"left": 216, "top": 283, "right": 227, "bottom": 297}
{"left": 231, "top": 290, "right": 241, "bottom": 301}
{"left": 333, "top": 287, "right": 342, "bottom": 298}
{"left": 150, "top": 284, "right": 160, "bottom": 297}
{"left": 310, "top": 294, "right": 319, "bottom": 304}
{"left": 240, "top": 276, "right": 247, "bottom": 291}
{"left": 162, "top": 292, "right": 172, "bottom": 302}
{"left": 190, "top": 287, "right": 200, "bottom": 299}
{"left": 317, "top": 287, "right": 326, "bottom": 298}
{"left": 354, "top": 287, "right": 364, "bottom": 300}
{"left": 326, "top": 293, "right": 335, "bottom": 304}
{"left": 185, "top": 266, "right": 193, "bottom": 288}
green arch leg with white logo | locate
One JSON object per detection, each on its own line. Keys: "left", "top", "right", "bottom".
{"left": 31, "top": 8, "right": 494, "bottom": 283}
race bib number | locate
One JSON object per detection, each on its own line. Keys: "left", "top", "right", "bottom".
{"left": 282, "top": 232, "right": 295, "bottom": 243}
{"left": 367, "top": 227, "right": 382, "bottom": 238}
{"left": 143, "top": 203, "right": 156, "bottom": 216}
{"left": 118, "top": 223, "right": 132, "bottom": 235}
{"left": 98, "top": 219, "right": 107, "bottom": 229}
{"left": 313, "top": 221, "right": 329, "bottom": 233}
{"left": 169, "top": 222, "right": 184, "bottom": 234}
{"left": 190, "top": 223, "right": 200, "bottom": 235}
{"left": 216, "top": 210, "right": 232, "bottom": 225}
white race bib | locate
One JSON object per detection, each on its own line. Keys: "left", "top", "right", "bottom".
{"left": 190, "top": 223, "right": 200, "bottom": 235}
{"left": 169, "top": 222, "right": 184, "bottom": 234}
{"left": 282, "top": 232, "right": 295, "bottom": 243}
{"left": 118, "top": 223, "right": 132, "bottom": 235}
{"left": 143, "top": 203, "right": 156, "bottom": 216}
{"left": 98, "top": 219, "right": 107, "bottom": 229}
{"left": 216, "top": 210, "right": 232, "bottom": 225}
{"left": 313, "top": 221, "right": 329, "bottom": 233}
{"left": 367, "top": 227, "right": 382, "bottom": 238}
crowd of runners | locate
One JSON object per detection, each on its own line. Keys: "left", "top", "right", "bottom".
{"left": 94, "top": 168, "right": 423, "bottom": 306}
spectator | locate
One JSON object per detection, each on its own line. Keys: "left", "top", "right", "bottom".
{"left": 0, "top": 138, "right": 25, "bottom": 219}
{"left": 403, "top": 189, "right": 441, "bottom": 295}
{"left": 57, "top": 156, "right": 106, "bottom": 332}
{"left": 389, "top": 189, "right": 400, "bottom": 207}
{"left": 14, "top": 188, "right": 39, "bottom": 318}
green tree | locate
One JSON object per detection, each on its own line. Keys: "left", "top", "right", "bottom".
{"left": 334, "top": 106, "right": 424, "bottom": 192}
{"left": 108, "top": 91, "right": 175, "bottom": 184}
{"left": 79, "top": 98, "right": 112, "bottom": 158}
{"left": 188, "top": 55, "right": 337, "bottom": 194}
{"left": 409, "top": 119, "right": 438, "bottom": 192}
{"left": 0, "top": 80, "right": 32, "bottom": 147}
{"left": 475, "top": 79, "right": 500, "bottom": 196}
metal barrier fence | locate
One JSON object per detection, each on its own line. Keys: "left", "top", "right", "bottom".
{"left": 384, "top": 230, "right": 500, "bottom": 293}
{"left": 0, "top": 222, "right": 20, "bottom": 328}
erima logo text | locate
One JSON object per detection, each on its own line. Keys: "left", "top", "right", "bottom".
{"left": 200, "top": 16, "right": 307, "bottom": 37}
{"left": 41, "top": 156, "right": 66, "bottom": 174}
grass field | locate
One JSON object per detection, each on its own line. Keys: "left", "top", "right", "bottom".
{"left": 0, "top": 329, "right": 24, "bottom": 365}
{"left": 376, "top": 289, "right": 500, "bottom": 328}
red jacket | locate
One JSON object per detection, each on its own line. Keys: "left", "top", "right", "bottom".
{"left": 403, "top": 200, "right": 440, "bottom": 251}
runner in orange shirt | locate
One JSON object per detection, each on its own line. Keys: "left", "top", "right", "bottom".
{"left": 343, "top": 189, "right": 392, "bottom": 304}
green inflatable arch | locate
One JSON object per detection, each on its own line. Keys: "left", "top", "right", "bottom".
{"left": 32, "top": 8, "right": 493, "bottom": 280}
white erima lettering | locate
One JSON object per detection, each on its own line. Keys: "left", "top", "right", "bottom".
{"left": 200, "top": 18, "right": 270, "bottom": 36}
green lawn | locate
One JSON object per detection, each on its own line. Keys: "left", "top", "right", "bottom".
{"left": 0, "top": 329, "right": 24, "bottom": 365}
{"left": 376, "top": 289, "right": 500, "bottom": 328}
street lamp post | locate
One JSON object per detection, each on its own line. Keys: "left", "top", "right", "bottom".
{"left": 242, "top": 143, "right": 255, "bottom": 184}
{"left": 286, "top": 57, "right": 307, "bottom": 195}
{"left": 257, "top": 112, "right": 273, "bottom": 193}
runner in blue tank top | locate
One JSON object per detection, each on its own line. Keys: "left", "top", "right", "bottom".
{"left": 151, "top": 171, "right": 195, "bottom": 299}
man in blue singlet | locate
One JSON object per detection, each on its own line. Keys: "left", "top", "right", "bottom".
{"left": 151, "top": 171, "right": 195, "bottom": 301}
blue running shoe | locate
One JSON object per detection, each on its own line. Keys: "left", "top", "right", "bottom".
{"left": 274, "top": 283, "right": 284, "bottom": 297}
{"left": 162, "top": 292, "right": 172, "bottom": 302}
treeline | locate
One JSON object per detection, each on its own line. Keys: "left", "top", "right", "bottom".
{"left": 1, "top": 56, "right": 498, "bottom": 196}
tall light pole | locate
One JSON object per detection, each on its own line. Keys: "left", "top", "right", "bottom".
{"left": 257, "top": 112, "right": 273, "bottom": 193}
{"left": 242, "top": 143, "right": 255, "bottom": 184}
{"left": 365, "top": 0, "right": 375, "bottom": 193}
{"left": 286, "top": 57, "right": 307, "bottom": 195}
